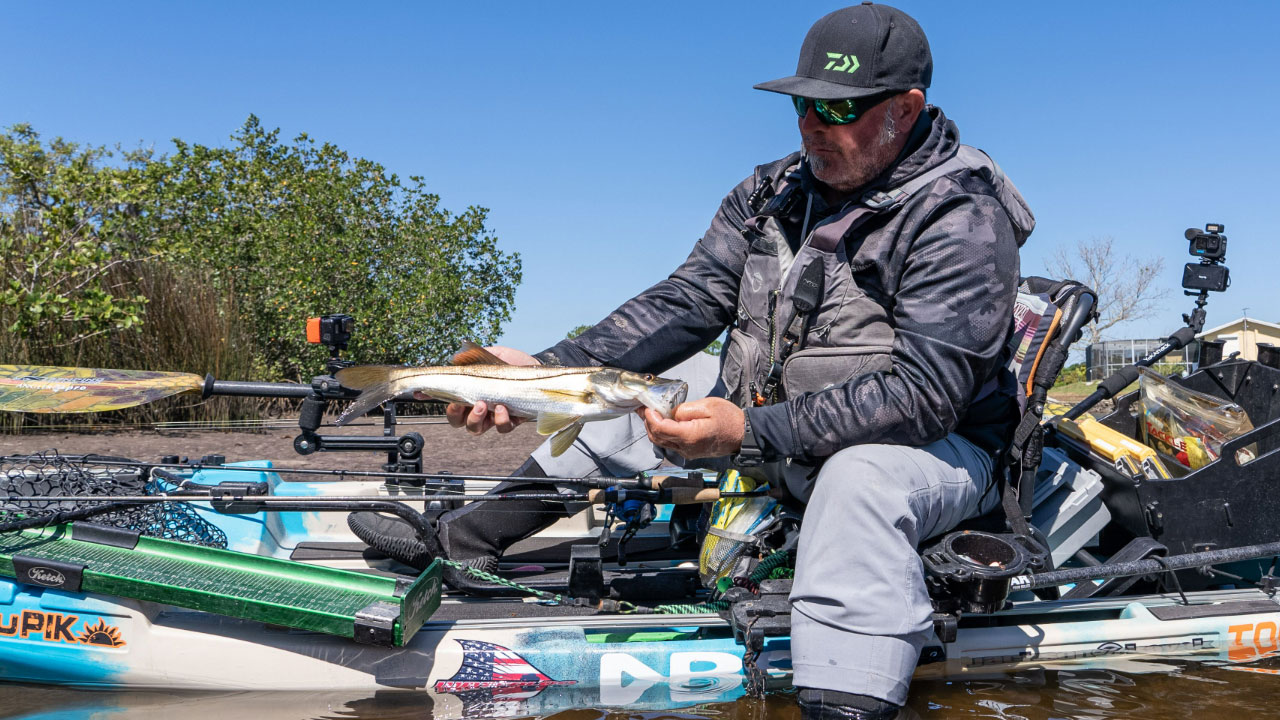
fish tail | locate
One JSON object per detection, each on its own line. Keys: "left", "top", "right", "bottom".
{"left": 335, "top": 379, "right": 405, "bottom": 425}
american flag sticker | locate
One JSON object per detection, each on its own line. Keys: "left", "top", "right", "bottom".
{"left": 434, "top": 639, "right": 576, "bottom": 716}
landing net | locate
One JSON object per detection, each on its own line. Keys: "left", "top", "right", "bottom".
{"left": 0, "top": 451, "right": 228, "bottom": 548}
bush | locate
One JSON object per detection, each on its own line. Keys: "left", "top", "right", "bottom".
{"left": 138, "top": 116, "right": 522, "bottom": 376}
{"left": 1, "top": 119, "right": 523, "bottom": 428}
{"left": 1053, "top": 362, "right": 1086, "bottom": 387}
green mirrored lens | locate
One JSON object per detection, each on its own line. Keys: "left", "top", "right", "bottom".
{"left": 817, "top": 98, "right": 860, "bottom": 124}
{"left": 792, "top": 96, "right": 861, "bottom": 125}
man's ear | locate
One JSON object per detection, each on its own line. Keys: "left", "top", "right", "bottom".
{"left": 896, "top": 88, "right": 926, "bottom": 125}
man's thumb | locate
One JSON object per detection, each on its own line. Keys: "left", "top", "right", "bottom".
{"left": 672, "top": 400, "right": 708, "bottom": 421}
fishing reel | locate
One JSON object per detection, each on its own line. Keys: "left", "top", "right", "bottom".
{"left": 597, "top": 486, "right": 657, "bottom": 566}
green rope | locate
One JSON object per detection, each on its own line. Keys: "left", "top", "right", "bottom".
{"left": 439, "top": 558, "right": 565, "bottom": 605}
{"left": 748, "top": 549, "right": 792, "bottom": 583}
{"left": 653, "top": 599, "right": 730, "bottom": 614}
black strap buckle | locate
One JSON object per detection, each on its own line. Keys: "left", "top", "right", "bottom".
{"left": 735, "top": 414, "right": 764, "bottom": 467}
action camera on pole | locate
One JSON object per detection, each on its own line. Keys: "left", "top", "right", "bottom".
{"left": 1181, "top": 223, "right": 1230, "bottom": 293}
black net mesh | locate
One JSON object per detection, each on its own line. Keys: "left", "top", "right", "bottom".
{"left": 0, "top": 451, "right": 228, "bottom": 549}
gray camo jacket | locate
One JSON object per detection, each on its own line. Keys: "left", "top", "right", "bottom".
{"left": 537, "top": 106, "right": 1028, "bottom": 463}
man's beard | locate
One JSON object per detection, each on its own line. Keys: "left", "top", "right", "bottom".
{"left": 804, "top": 109, "right": 900, "bottom": 193}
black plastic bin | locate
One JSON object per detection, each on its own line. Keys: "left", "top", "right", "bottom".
{"left": 1049, "top": 359, "right": 1280, "bottom": 588}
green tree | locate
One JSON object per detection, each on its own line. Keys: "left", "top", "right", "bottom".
{"left": 1, "top": 118, "right": 522, "bottom": 385}
{"left": 1053, "top": 362, "right": 1086, "bottom": 386}
{"left": 0, "top": 124, "right": 165, "bottom": 357}
{"left": 133, "top": 116, "right": 523, "bottom": 377}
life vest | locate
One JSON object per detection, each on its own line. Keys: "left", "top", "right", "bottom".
{"left": 717, "top": 145, "right": 1035, "bottom": 412}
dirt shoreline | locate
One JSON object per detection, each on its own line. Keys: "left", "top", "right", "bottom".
{"left": 2, "top": 394, "right": 1113, "bottom": 475}
{"left": 0, "top": 418, "right": 545, "bottom": 476}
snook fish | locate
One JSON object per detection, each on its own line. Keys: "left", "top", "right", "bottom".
{"left": 334, "top": 343, "right": 688, "bottom": 456}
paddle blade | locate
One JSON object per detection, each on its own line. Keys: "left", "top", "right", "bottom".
{"left": 0, "top": 365, "right": 205, "bottom": 413}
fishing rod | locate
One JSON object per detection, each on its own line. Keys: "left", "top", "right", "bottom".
{"left": 1012, "top": 537, "right": 1280, "bottom": 592}
{"left": 0, "top": 454, "right": 711, "bottom": 491}
{"left": 0, "top": 490, "right": 748, "bottom": 507}
{"left": 0, "top": 496, "right": 436, "bottom": 537}
{"left": 11, "top": 416, "right": 454, "bottom": 433}
{"left": 0, "top": 486, "right": 758, "bottom": 533}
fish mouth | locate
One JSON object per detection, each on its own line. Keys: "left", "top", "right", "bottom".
{"left": 638, "top": 380, "right": 689, "bottom": 419}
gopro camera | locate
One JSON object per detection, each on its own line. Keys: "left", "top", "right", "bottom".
{"left": 1181, "top": 223, "right": 1229, "bottom": 293}
{"left": 1186, "top": 223, "right": 1227, "bottom": 261}
{"left": 306, "top": 314, "right": 355, "bottom": 351}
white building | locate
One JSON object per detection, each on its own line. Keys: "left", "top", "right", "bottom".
{"left": 1196, "top": 317, "right": 1280, "bottom": 361}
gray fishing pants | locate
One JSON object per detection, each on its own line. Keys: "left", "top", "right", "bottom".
{"left": 530, "top": 353, "right": 998, "bottom": 706}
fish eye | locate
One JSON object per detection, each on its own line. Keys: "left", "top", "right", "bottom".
{"left": 644, "top": 374, "right": 654, "bottom": 381}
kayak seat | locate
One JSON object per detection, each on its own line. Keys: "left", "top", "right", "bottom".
{"left": 955, "top": 276, "right": 1098, "bottom": 560}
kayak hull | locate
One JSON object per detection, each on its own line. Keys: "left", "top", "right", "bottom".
{"left": 3, "top": 575, "right": 1277, "bottom": 718}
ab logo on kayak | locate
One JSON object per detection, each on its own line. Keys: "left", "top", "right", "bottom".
{"left": 0, "top": 610, "right": 126, "bottom": 648}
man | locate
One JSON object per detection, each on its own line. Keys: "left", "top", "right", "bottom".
{"left": 351, "top": 4, "right": 1031, "bottom": 717}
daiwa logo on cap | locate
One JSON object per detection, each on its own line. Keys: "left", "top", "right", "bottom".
{"left": 824, "top": 53, "right": 860, "bottom": 73}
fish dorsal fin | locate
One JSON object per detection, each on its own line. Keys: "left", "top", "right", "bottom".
{"left": 549, "top": 422, "right": 584, "bottom": 457}
{"left": 536, "top": 411, "right": 582, "bottom": 437}
{"left": 451, "top": 341, "right": 508, "bottom": 366}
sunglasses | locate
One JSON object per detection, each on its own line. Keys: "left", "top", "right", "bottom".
{"left": 791, "top": 93, "right": 893, "bottom": 125}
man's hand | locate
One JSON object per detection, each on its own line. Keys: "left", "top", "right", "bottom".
{"left": 639, "top": 397, "right": 745, "bottom": 459}
{"left": 433, "top": 346, "right": 539, "bottom": 435}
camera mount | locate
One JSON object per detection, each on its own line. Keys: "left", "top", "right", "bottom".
{"left": 294, "top": 315, "right": 431, "bottom": 480}
{"left": 1182, "top": 223, "right": 1230, "bottom": 293}
{"left": 1064, "top": 222, "right": 1232, "bottom": 421}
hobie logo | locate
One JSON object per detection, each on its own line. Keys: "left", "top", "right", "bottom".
{"left": 26, "top": 567, "right": 66, "bottom": 587}
{"left": 824, "top": 53, "right": 860, "bottom": 73}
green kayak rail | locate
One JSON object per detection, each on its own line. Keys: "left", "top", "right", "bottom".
{"left": 0, "top": 522, "right": 440, "bottom": 647}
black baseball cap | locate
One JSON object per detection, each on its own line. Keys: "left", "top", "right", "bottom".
{"left": 754, "top": 2, "right": 932, "bottom": 100}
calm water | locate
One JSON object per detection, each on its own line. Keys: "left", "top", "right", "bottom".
{"left": 4, "top": 660, "right": 1279, "bottom": 720}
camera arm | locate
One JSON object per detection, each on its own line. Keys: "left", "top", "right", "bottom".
{"left": 1063, "top": 224, "right": 1226, "bottom": 421}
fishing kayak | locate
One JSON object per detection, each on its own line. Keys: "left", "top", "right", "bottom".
{"left": 1, "top": 565, "right": 1277, "bottom": 719}
{"left": 0, "top": 458, "right": 1278, "bottom": 720}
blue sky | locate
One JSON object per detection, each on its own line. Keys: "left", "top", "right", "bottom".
{"left": 4, "top": 2, "right": 1278, "bottom": 356}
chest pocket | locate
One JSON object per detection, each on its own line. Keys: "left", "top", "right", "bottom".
{"left": 774, "top": 213, "right": 896, "bottom": 399}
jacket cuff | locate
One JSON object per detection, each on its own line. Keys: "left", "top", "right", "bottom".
{"left": 744, "top": 404, "right": 794, "bottom": 462}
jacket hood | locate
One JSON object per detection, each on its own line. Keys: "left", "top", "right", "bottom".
{"left": 803, "top": 105, "right": 1034, "bottom": 247}
{"left": 888, "top": 106, "right": 1035, "bottom": 246}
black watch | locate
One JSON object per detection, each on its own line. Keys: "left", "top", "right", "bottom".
{"left": 734, "top": 412, "right": 765, "bottom": 467}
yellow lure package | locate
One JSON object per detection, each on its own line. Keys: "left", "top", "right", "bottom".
{"left": 698, "top": 470, "right": 777, "bottom": 587}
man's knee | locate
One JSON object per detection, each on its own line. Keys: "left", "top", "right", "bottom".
{"left": 798, "top": 437, "right": 993, "bottom": 540}
{"left": 796, "top": 444, "right": 930, "bottom": 524}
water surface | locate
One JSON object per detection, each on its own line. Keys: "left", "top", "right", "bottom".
{"left": 4, "top": 659, "right": 1279, "bottom": 720}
